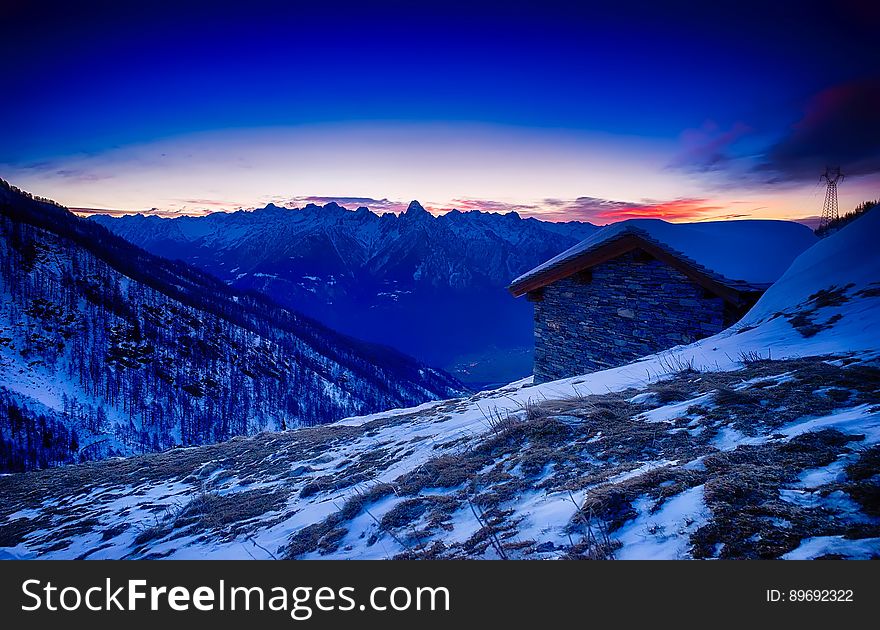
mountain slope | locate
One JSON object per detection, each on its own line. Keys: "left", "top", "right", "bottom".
{"left": 0, "top": 179, "right": 463, "bottom": 471}
{"left": 3, "top": 208, "right": 878, "bottom": 559}
{"left": 92, "top": 201, "right": 598, "bottom": 385}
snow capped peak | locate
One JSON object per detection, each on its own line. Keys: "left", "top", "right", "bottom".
{"left": 404, "top": 200, "right": 430, "bottom": 217}
{"left": 322, "top": 201, "right": 345, "bottom": 213}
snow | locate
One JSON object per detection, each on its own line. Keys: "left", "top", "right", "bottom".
{"left": 779, "top": 488, "right": 861, "bottom": 513}
{"left": 794, "top": 457, "right": 850, "bottom": 488}
{"left": 513, "top": 490, "right": 585, "bottom": 551}
{"left": 627, "top": 392, "right": 658, "bottom": 405}
{"left": 4, "top": 507, "right": 43, "bottom": 521}
{"left": 782, "top": 536, "right": 880, "bottom": 560}
{"left": 740, "top": 206, "right": 880, "bottom": 325}
{"left": 513, "top": 218, "right": 816, "bottom": 287}
{"left": 636, "top": 393, "right": 711, "bottom": 423}
{"left": 609, "top": 459, "right": 679, "bottom": 484}
{"left": 613, "top": 485, "right": 710, "bottom": 560}
{"left": 779, "top": 405, "right": 880, "bottom": 446}
{"left": 709, "top": 425, "right": 768, "bottom": 451}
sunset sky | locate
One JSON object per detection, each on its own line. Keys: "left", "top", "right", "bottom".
{"left": 2, "top": 1, "right": 878, "bottom": 225}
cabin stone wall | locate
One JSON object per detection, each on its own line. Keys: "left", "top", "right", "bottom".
{"left": 532, "top": 250, "right": 739, "bottom": 383}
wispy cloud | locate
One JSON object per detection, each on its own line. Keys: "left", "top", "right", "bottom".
{"left": 442, "top": 198, "right": 541, "bottom": 214}
{"left": 17, "top": 161, "right": 114, "bottom": 184}
{"left": 668, "top": 79, "right": 880, "bottom": 186}
{"left": 52, "top": 168, "right": 113, "bottom": 182}
{"left": 176, "top": 198, "right": 248, "bottom": 207}
{"left": 70, "top": 207, "right": 192, "bottom": 218}
{"left": 670, "top": 121, "right": 752, "bottom": 173}
{"left": 757, "top": 78, "right": 880, "bottom": 182}
{"left": 520, "top": 196, "right": 725, "bottom": 223}
{"left": 446, "top": 196, "right": 730, "bottom": 223}
{"left": 278, "top": 196, "right": 408, "bottom": 214}
{"left": 595, "top": 198, "right": 726, "bottom": 222}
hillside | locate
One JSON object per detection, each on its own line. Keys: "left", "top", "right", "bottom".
{"left": 1, "top": 208, "right": 877, "bottom": 559}
{"left": 0, "top": 180, "right": 463, "bottom": 471}
{"left": 91, "top": 202, "right": 598, "bottom": 386}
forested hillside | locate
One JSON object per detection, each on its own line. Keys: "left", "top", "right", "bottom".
{"left": 0, "top": 180, "right": 463, "bottom": 471}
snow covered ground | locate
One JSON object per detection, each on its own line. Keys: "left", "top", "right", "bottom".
{"left": 1, "top": 210, "right": 878, "bottom": 560}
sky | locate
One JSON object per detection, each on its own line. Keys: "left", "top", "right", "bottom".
{"left": 1, "top": 0, "right": 878, "bottom": 225}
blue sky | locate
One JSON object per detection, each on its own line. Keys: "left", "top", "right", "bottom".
{"left": 2, "top": 1, "right": 878, "bottom": 223}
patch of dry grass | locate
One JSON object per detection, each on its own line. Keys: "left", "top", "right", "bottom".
{"left": 692, "top": 429, "right": 866, "bottom": 558}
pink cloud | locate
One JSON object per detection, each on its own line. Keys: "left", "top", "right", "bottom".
{"left": 762, "top": 78, "right": 880, "bottom": 181}
{"left": 70, "top": 207, "right": 196, "bottom": 218}
{"left": 595, "top": 198, "right": 725, "bottom": 221}
{"left": 280, "top": 196, "right": 408, "bottom": 214}
{"left": 522, "top": 197, "right": 726, "bottom": 223}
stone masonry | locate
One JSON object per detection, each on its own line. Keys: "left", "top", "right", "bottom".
{"left": 532, "top": 250, "right": 742, "bottom": 383}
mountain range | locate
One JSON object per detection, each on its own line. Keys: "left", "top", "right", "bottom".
{"left": 0, "top": 180, "right": 463, "bottom": 471}
{"left": 92, "top": 201, "right": 598, "bottom": 386}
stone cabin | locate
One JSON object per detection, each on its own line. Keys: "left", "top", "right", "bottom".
{"left": 509, "top": 219, "right": 817, "bottom": 383}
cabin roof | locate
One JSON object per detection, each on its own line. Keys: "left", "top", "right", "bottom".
{"left": 508, "top": 219, "right": 817, "bottom": 302}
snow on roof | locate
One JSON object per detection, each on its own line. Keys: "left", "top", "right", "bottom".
{"left": 511, "top": 218, "right": 818, "bottom": 289}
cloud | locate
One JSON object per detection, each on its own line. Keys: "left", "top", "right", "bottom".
{"left": 15, "top": 161, "right": 113, "bottom": 183}
{"left": 758, "top": 78, "right": 880, "bottom": 182}
{"left": 670, "top": 121, "right": 752, "bottom": 173}
{"left": 279, "top": 195, "right": 408, "bottom": 214}
{"left": 176, "top": 198, "right": 248, "bottom": 207}
{"left": 525, "top": 196, "right": 724, "bottom": 223}
{"left": 53, "top": 168, "right": 113, "bottom": 182}
{"left": 75, "top": 199, "right": 246, "bottom": 217}
{"left": 444, "top": 198, "right": 541, "bottom": 214}
{"left": 424, "top": 197, "right": 717, "bottom": 222}
{"left": 666, "top": 79, "right": 880, "bottom": 187}
{"left": 544, "top": 197, "right": 634, "bottom": 220}
{"left": 597, "top": 198, "right": 726, "bottom": 221}
{"left": 70, "top": 207, "right": 190, "bottom": 218}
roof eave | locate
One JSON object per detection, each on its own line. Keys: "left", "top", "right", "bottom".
{"left": 508, "top": 233, "right": 764, "bottom": 306}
